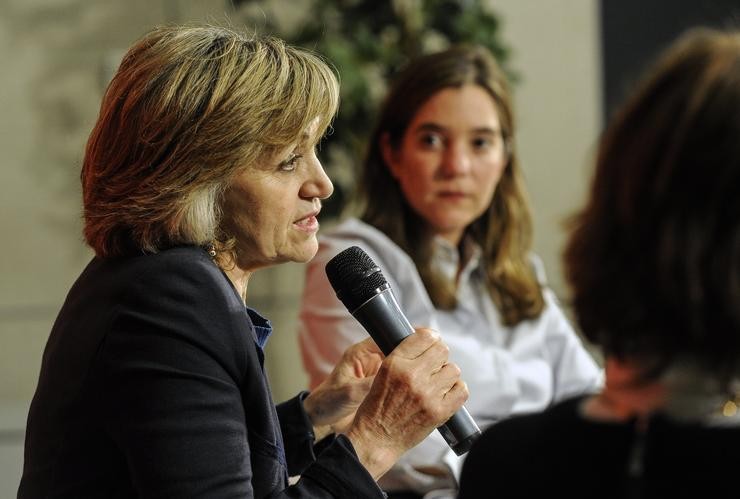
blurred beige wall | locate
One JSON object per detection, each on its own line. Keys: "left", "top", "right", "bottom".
{"left": 494, "top": 0, "right": 602, "bottom": 301}
{"left": 0, "top": 1, "right": 601, "bottom": 495}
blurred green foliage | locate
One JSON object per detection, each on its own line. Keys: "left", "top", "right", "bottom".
{"left": 233, "top": 0, "right": 512, "bottom": 217}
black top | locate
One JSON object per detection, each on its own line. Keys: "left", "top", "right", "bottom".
{"left": 458, "top": 395, "right": 740, "bottom": 499}
{"left": 19, "top": 246, "right": 384, "bottom": 498}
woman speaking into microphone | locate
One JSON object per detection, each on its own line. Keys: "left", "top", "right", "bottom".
{"left": 18, "top": 24, "right": 468, "bottom": 498}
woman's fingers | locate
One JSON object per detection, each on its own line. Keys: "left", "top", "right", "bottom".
{"left": 432, "top": 362, "right": 463, "bottom": 391}
{"left": 443, "top": 379, "right": 470, "bottom": 406}
{"left": 345, "top": 330, "right": 468, "bottom": 480}
{"left": 392, "top": 327, "right": 443, "bottom": 359}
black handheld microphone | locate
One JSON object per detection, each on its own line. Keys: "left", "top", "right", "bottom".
{"left": 325, "top": 245, "right": 481, "bottom": 455}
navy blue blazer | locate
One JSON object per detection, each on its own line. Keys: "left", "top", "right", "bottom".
{"left": 19, "top": 246, "right": 383, "bottom": 498}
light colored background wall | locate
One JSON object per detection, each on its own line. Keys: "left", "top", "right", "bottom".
{"left": 0, "top": 1, "right": 601, "bottom": 495}
{"left": 497, "top": 1, "right": 602, "bottom": 300}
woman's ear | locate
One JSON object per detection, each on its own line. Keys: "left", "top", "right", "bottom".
{"left": 380, "top": 133, "right": 402, "bottom": 179}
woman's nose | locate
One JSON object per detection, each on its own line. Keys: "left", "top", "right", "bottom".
{"left": 440, "top": 143, "right": 472, "bottom": 176}
{"left": 303, "top": 157, "right": 334, "bottom": 200}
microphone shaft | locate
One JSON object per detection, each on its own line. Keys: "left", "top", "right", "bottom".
{"left": 351, "top": 287, "right": 481, "bottom": 455}
{"left": 351, "top": 286, "right": 413, "bottom": 353}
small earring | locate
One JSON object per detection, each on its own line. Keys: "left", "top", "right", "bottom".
{"left": 206, "top": 243, "right": 217, "bottom": 258}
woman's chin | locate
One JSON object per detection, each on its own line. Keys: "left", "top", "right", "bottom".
{"left": 288, "top": 240, "right": 320, "bottom": 264}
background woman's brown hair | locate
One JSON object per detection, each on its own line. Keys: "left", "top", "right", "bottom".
{"left": 564, "top": 29, "right": 740, "bottom": 382}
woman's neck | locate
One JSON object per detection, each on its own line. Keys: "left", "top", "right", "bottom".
{"left": 221, "top": 258, "right": 251, "bottom": 304}
{"left": 583, "top": 358, "right": 666, "bottom": 423}
{"left": 583, "top": 357, "right": 740, "bottom": 425}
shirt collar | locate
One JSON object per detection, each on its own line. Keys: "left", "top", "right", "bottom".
{"left": 246, "top": 307, "right": 273, "bottom": 349}
{"left": 432, "top": 234, "right": 483, "bottom": 282}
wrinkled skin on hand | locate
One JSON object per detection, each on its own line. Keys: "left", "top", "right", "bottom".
{"left": 303, "top": 337, "right": 384, "bottom": 440}
{"left": 346, "top": 328, "right": 468, "bottom": 480}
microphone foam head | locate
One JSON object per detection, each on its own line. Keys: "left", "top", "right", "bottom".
{"left": 325, "top": 246, "right": 388, "bottom": 312}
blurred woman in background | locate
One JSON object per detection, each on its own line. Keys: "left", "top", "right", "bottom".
{"left": 459, "top": 28, "right": 740, "bottom": 498}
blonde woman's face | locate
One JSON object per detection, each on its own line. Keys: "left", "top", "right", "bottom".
{"left": 382, "top": 85, "right": 508, "bottom": 245}
{"left": 222, "top": 121, "right": 333, "bottom": 271}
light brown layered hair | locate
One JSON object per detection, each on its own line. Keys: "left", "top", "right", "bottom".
{"left": 565, "top": 29, "right": 740, "bottom": 382}
{"left": 82, "top": 25, "right": 339, "bottom": 257}
{"left": 359, "top": 45, "right": 543, "bottom": 326}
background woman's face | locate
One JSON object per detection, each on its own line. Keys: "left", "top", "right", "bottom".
{"left": 222, "top": 122, "right": 333, "bottom": 271}
{"left": 383, "top": 84, "right": 508, "bottom": 245}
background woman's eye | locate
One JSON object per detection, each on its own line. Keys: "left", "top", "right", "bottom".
{"left": 472, "top": 137, "right": 493, "bottom": 149}
{"left": 418, "top": 133, "right": 443, "bottom": 148}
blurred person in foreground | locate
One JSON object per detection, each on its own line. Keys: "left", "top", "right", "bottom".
{"left": 458, "top": 28, "right": 740, "bottom": 498}
{"left": 18, "top": 24, "right": 468, "bottom": 498}
{"left": 298, "top": 44, "right": 601, "bottom": 497}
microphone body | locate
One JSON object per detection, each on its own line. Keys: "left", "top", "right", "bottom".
{"left": 325, "top": 246, "right": 481, "bottom": 455}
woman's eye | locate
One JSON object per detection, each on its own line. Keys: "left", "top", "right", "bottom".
{"left": 279, "top": 154, "right": 301, "bottom": 171}
{"left": 418, "top": 133, "right": 443, "bottom": 148}
{"left": 472, "top": 136, "right": 493, "bottom": 150}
